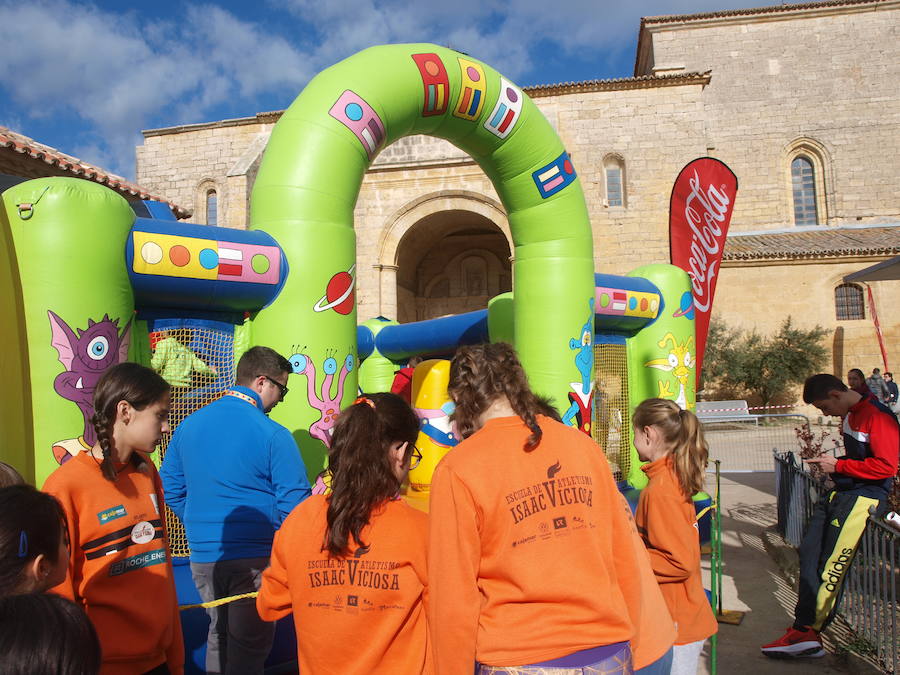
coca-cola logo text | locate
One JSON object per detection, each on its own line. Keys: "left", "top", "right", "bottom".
{"left": 684, "top": 170, "right": 731, "bottom": 311}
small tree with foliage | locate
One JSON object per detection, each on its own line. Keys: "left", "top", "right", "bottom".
{"left": 702, "top": 317, "right": 829, "bottom": 407}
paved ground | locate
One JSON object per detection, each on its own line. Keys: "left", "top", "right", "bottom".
{"left": 696, "top": 471, "right": 881, "bottom": 674}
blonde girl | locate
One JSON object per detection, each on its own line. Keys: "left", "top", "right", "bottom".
{"left": 632, "top": 398, "right": 717, "bottom": 675}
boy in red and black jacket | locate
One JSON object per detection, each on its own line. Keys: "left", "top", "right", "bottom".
{"left": 762, "top": 374, "right": 899, "bottom": 658}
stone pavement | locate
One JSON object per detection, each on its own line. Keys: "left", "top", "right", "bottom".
{"left": 696, "top": 472, "right": 881, "bottom": 674}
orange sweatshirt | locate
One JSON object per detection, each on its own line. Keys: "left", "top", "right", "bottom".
{"left": 635, "top": 456, "right": 717, "bottom": 645}
{"left": 615, "top": 493, "right": 677, "bottom": 669}
{"left": 43, "top": 451, "right": 184, "bottom": 675}
{"left": 257, "top": 494, "right": 433, "bottom": 674}
{"left": 428, "top": 415, "right": 642, "bottom": 672}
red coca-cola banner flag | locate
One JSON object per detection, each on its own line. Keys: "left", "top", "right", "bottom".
{"left": 669, "top": 157, "right": 739, "bottom": 389}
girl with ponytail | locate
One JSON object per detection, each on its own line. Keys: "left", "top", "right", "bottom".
{"left": 43, "top": 362, "right": 184, "bottom": 675}
{"left": 257, "top": 392, "right": 432, "bottom": 673}
{"left": 631, "top": 398, "right": 717, "bottom": 675}
{"left": 428, "top": 342, "right": 643, "bottom": 673}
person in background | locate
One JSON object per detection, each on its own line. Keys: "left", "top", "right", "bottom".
{"left": 0, "top": 592, "right": 101, "bottom": 675}
{"left": 866, "top": 367, "right": 890, "bottom": 403}
{"left": 762, "top": 374, "right": 899, "bottom": 658}
{"left": 428, "top": 342, "right": 642, "bottom": 674}
{"left": 161, "top": 346, "right": 310, "bottom": 675}
{"left": 632, "top": 398, "right": 717, "bottom": 674}
{"left": 884, "top": 372, "right": 899, "bottom": 414}
{"left": 0, "top": 485, "right": 68, "bottom": 596}
{"left": 43, "top": 362, "right": 183, "bottom": 675}
{"left": 847, "top": 368, "right": 868, "bottom": 397}
{"left": 257, "top": 393, "right": 431, "bottom": 674}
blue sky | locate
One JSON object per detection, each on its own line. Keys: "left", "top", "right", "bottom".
{"left": 0, "top": 0, "right": 782, "bottom": 179}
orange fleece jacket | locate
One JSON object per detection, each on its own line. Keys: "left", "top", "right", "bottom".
{"left": 257, "top": 494, "right": 433, "bottom": 674}
{"left": 428, "top": 415, "right": 642, "bottom": 672}
{"left": 636, "top": 456, "right": 717, "bottom": 645}
{"left": 43, "top": 451, "right": 184, "bottom": 675}
{"left": 616, "top": 493, "right": 677, "bottom": 669}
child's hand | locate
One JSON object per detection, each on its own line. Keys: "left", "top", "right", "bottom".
{"left": 804, "top": 455, "right": 838, "bottom": 474}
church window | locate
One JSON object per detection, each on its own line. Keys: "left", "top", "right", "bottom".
{"left": 604, "top": 155, "right": 625, "bottom": 207}
{"left": 791, "top": 156, "right": 817, "bottom": 226}
{"left": 206, "top": 190, "right": 218, "bottom": 227}
{"left": 834, "top": 283, "right": 865, "bottom": 321}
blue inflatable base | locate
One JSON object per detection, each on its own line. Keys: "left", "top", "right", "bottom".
{"left": 173, "top": 557, "right": 298, "bottom": 674}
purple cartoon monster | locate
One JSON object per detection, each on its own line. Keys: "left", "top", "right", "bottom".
{"left": 288, "top": 348, "right": 355, "bottom": 448}
{"left": 48, "top": 311, "right": 131, "bottom": 463}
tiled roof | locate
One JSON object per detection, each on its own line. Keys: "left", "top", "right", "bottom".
{"left": 0, "top": 126, "right": 190, "bottom": 218}
{"left": 523, "top": 71, "right": 711, "bottom": 97}
{"left": 642, "top": 0, "right": 887, "bottom": 26}
{"left": 724, "top": 225, "right": 900, "bottom": 261}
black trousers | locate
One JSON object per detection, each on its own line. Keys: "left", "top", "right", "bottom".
{"left": 793, "top": 488, "right": 885, "bottom": 631}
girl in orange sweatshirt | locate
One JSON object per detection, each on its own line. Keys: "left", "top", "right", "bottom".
{"left": 43, "top": 362, "right": 184, "bottom": 675}
{"left": 429, "top": 342, "right": 643, "bottom": 674}
{"left": 632, "top": 398, "right": 718, "bottom": 675}
{"left": 256, "top": 392, "right": 433, "bottom": 674}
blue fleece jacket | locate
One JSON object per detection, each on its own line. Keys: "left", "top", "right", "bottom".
{"left": 161, "top": 386, "right": 311, "bottom": 563}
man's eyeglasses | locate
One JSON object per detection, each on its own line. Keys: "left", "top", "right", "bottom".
{"left": 408, "top": 446, "right": 423, "bottom": 470}
{"left": 264, "top": 375, "right": 289, "bottom": 401}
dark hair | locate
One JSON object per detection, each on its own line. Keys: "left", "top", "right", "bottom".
{"left": 0, "top": 485, "right": 66, "bottom": 596}
{"left": 92, "top": 362, "right": 170, "bottom": 482}
{"left": 632, "top": 399, "right": 708, "bottom": 498}
{"left": 449, "top": 342, "right": 545, "bottom": 451}
{"left": 886, "top": 372, "right": 893, "bottom": 378}
{"left": 534, "top": 394, "right": 562, "bottom": 422}
{"left": 236, "top": 346, "right": 292, "bottom": 386}
{"left": 803, "top": 374, "right": 847, "bottom": 403}
{"left": 324, "top": 393, "right": 419, "bottom": 558}
{"left": 872, "top": 367, "right": 881, "bottom": 375}
{"left": 0, "top": 462, "right": 24, "bottom": 488}
{"left": 0, "top": 592, "right": 101, "bottom": 674}
{"left": 848, "top": 368, "right": 865, "bottom": 381}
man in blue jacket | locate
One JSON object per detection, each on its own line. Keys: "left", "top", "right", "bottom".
{"left": 162, "top": 346, "right": 311, "bottom": 674}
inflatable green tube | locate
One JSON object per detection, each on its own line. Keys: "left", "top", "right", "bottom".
{"left": 250, "top": 44, "right": 595, "bottom": 461}
{"left": 0, "top": 178, "right": 136, "bottom": 485}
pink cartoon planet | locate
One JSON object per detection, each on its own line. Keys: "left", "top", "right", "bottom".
{"left": 314, "top": 264, "right": 356, "bottom": 315}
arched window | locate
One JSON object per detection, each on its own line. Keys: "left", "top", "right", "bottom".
{"left": 604, "top": 155, "right": 625, "bottom": 208}
{"left": 206, "top": 190, "right": 217, "bottom": 227}
{"left": 835, "top": 283, "right": 865, "bottom": 320}
{"left": 791, "top": 156, "right": 817, "bottom": 226}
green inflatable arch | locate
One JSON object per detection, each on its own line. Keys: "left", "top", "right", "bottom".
{"left": 249, "top": 44, "right": 595, "bottom": 458}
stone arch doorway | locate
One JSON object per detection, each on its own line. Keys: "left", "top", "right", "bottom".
{"left": 395, "top": 210, "right": 512, "bottom": 323}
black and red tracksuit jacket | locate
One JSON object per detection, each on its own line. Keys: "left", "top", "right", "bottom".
{"left": 836, "top": 394, "right": 900, "bottom": 495}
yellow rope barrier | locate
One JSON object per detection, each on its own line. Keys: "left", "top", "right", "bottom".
{"left": 179, "top": 591, "right": 258, "bottom": 611}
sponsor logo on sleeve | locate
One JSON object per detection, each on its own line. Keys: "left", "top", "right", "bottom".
{"left": 108, "top": 548, "right": 166, "bottom": 576}
{"left": 97, "top": 505, "right": 127, "bottom": 525}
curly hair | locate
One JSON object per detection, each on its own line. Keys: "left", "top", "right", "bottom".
{"left": 448, "top": 342, "right": 546, "bottom": 451}
{"left": 324, "top": 393, "right": 419, "bottom": 558}
{"left": 632, "top": 398, "right": 708, "bottom": 498}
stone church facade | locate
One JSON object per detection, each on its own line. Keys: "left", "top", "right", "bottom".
{"left": 136, "top": 0, "right": 900, "bottom": 381}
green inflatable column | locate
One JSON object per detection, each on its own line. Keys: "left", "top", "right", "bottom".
{"left": 250, "top": 44, "right": 595, "bottom": 452}
{"left": 625, "top": 263, "right": 696, "bottom": 488}
{"left": 1, "top": 178, "right": 136, "bottom": 485}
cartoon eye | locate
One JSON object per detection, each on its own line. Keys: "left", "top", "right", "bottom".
{"left": 344, "top": 354, "right": 355, "bottom": 372}
{"left": 683, "top": 351, "right": 693, "bottom": 367}
{"left": 289, "top": 354, "right": 307, "bottom": 374}
{"left": 87, "top": 336, "right": 109, "bottom": 361}
{"left": 581, "top": 331, "right": 591, "bottom": 346}
{"left": 323, "top": 357, "right": 338, "bottom": 375}
{"left": 668, "top": 353, "right": 678, "bottom": 368}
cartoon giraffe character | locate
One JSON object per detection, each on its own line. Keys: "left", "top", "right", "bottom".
{"left": 644, "top": 332, "right": 695, "bottom": 410}
{"left": 47, "top": 311, "right": 131, "bottom": 463}
{"left": 288, "top": 348, "right": 355, "bottom": 447}
{"left": 562, "top": 298, "right": 595, "bottom": 434}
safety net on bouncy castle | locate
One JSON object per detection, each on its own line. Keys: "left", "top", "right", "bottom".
{"left": 146, "top": 318, "right": 237, "bottom": 558}
{"left": 592, "top": 342, "right": 631, "bottom": 483}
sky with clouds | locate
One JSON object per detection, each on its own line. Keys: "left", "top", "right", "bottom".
{"left": 0, "top": 0, "right": 782, "bottom": 179}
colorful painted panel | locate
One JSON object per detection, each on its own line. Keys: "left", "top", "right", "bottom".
{"left": 328, "top": 90, "right": 386, "bottom": 159}
{"left": 533, "top": 151, "right": 577, "bottom": 198}
{"left": 484, "top": 78, "right": 523, "bottom": 139}
{"left": 412, "top": 53, "right": 449, "bottom": 117}
{"left": 595, "top": 286, "right": 660, "bottom": 319}
{"left": 453, "top": 58, "right": 487, "bottom": 121}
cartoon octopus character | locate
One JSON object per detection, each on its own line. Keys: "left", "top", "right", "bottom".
{"left": 288, "top": 348, "right": 355, "bottom": 447}
{"left": 47, "top": 311, "right": 131, "bottom": 463}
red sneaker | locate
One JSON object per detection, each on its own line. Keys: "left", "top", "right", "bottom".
{"left": 761, "top": 627, "right": 824, "bottom": 658}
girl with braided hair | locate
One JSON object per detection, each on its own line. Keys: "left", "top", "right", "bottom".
{"left": 631, "top": 398, "right": 717, "bottom": 675}
{"left": 257, "top": 392, "right": 433, "bottom": 673}
{"left": 428, "top": 342, "right": 643, "bottom": 674}
{"left": 43, "top": 362, "right": 184, "bottom": 675}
